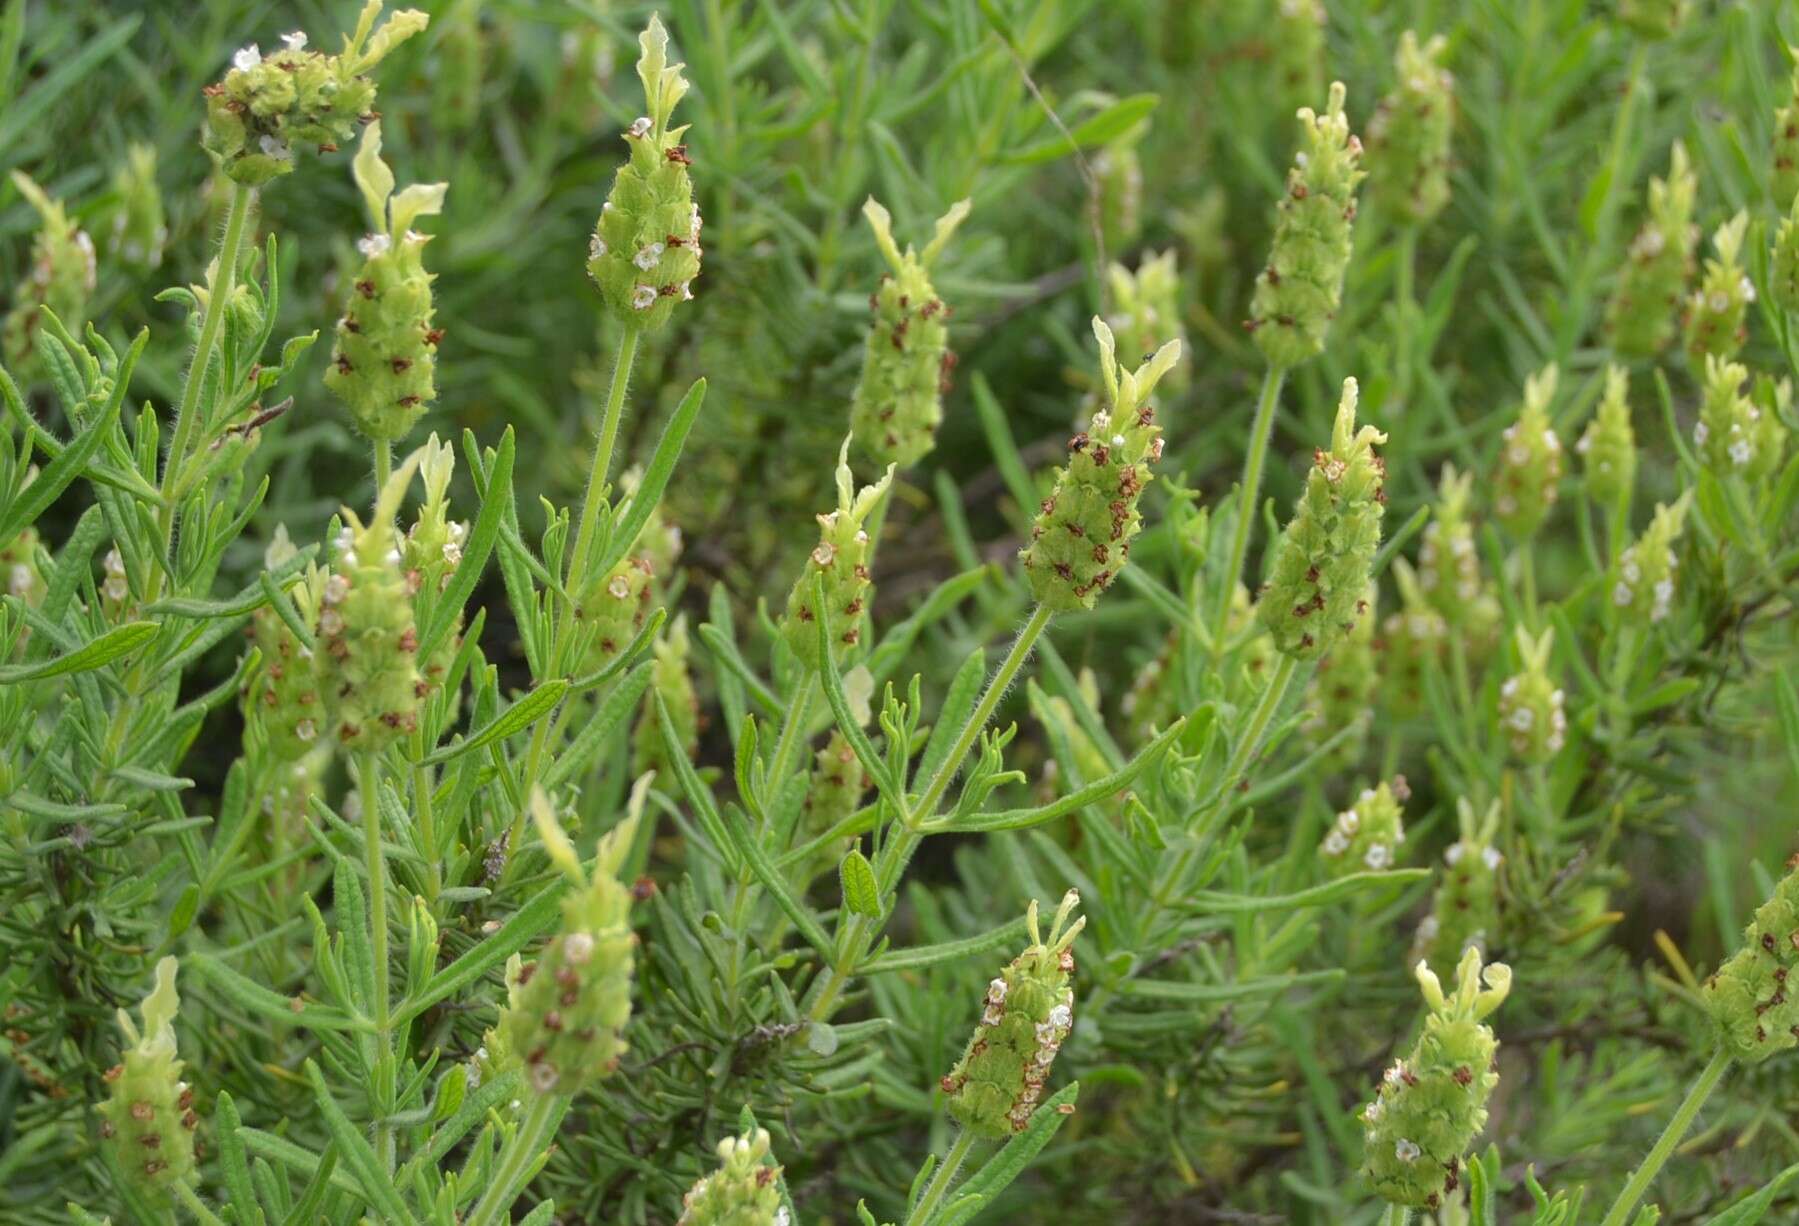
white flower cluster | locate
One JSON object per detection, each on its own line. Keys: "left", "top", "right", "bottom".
{"left": 1611, "top": 544, "right": 1677, "bottom": 622}
{"left": 1011, "top": 993, "right": 1075, "bottom": 1131}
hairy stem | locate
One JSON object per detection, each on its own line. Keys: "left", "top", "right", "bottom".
{"left": 1599, "top": 1048, "right": 1731, "bottom": 1226}
{"left": 172, "top": 1180, "right": 228, "bottom": 1226}
{"left": 372, "top": 437, "right": 392, "bottom": 504}
{"left": 1213, "top": 365, "right": 1287, "bottom": 647}
{"left": 564, "top": 324, "right": 643, "bottom": 628}
{"left": 907, "top": 1129, "right": 979, "bottom": 1226}
{"left": 360, "top": 748, "right": 394, "bottom": 1169}
{"left": 465, "top": 1092, "right": 568, "bottom": 1226}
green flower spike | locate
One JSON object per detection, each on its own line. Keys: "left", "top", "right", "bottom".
{"left": 1695, "top": 355, "right": 1787, "bottom": 483}
{"left": 1270, "top": 0, "right": 1327, "bottom": 115}
{"left": 202, "top": 3, "right": 429, "bottom": 186}
{"left": 323, "top": 121, "right": 447, "bottom": 442}
{"left": 780, "top": 439, "right": 894, "bottom": 668}
{"left": 1497, "top": 626, "right": 1565, "bottom": 765}
{"left": 1093, "top": 138, "right": 1144, "bottom": 250}
{"left": 1611, "top": 495, "right": 1689, "bottom": 624}
{"left": 1774, "top": 191, "right": 1799, "bottom": 314}
{"left": 2, "top": 172, "right": 96, "bottom": 376}
{"left": 586, "top": 15, "right": 701, "bottom": 331}
{"left": 805, "top": 731, "right": 870, "bottom": 846}
{"left": 1366, "top": 31, "right": 1455, "bottom": 226}
{"left": 675, "top": 1126, "right": 788, "bottom": 1226}
{"left": 1375, "top": 558, "right": 1447, "bottom": 718}
{"left": 1774, "top": 49, "right": 1799, "bottom": 211}
{"left": 1578, "top": 365, "right": 1637, "bottom": 509}
{"left": 1606, "top": 142, "right": 1698, "bottom": 359}
{"left": 401, "top": 434, "right": 466, "bottom": 704}
{"left": 1256, "top": 377, "right": 1387, "bottom": 661}
{"left": 1247, "top": 81, "right": 1366, "bottom": 370}
{"left": 97, "top": 959, "right": 197, "bottom": 1203}
{"left": 1417, "top": 465, "right": 1499, "bottom": 639}
{"left": 634, "top": 615, "right": 699, "bottom": 777}
{"left": 849, "top": 196, "right": 971, "bottom": 468}
{"left": 316, "top": 451, "right": 426, "bottom": 749}
{"left": 1615, "top": 0, "right": 1688, "bottom": 39}
{"left": 1021, "top": 319, "right": 1180, "bottom": 612}
{"left": 244, "top": 527, "right": 328, "bottom": 761}
{"left": 1684, "top": 211, "right": 1753, "bottom": 368}
{"left": 1704, "top": 851, "right": 1799, "bottom": 1063}
{"left": 1102, "top": 249, "right": 1188, "bottom": 399}
{"left": 943, "top": 890, "right": 1084, "bottom": 1137}
{"left": 497, "top": 781, "right": 645, "bottom": 1097}
{"left": 1308, "top": 581, "right": 1378, "bottom": 766}
{"left": 1415, "top": 801, "right": 1503, "bottom": 978}
{"left": 1492, "top": 364, "right": 1562, "bottom": 539}
{"left": 1318, "top": 776, "right": 1408, "bottom": 877}
{"left": 106, "top": 144, "right": 168, "bottom": 271}
{"left": 1359, "top": 947, "right": 1512, "bottom": 1212}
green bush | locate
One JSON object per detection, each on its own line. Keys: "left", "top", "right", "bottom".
{"left": 4, "top": 2, "right": 1799, "bottom": 1223}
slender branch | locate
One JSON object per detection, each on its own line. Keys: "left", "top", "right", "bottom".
{"left": 1213, "top": 366, "right": 1287, "bottom": 647}
{"left": 906, "top": 1129, "right": 979, "bottom": 1226}
{"left": 360, "top": 748, "right": 394, "bottom": 1170}
{"left": 464, "top": 1092, "right": 568, "bottom": 1226}
{"left": 1598, "top": 1048, "right": 1732, "bottom": 1226}
{"left": 564, "top": 324, "right": 643, "bottom": 620}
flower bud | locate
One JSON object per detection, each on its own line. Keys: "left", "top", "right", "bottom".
{"left": 323, "top": 122, "right": 446, "bottom": 442}
{"left": 1497, "top": 627, "right": 1565, "bottom": 764}
{"left": 1318, "top": 777, "right": 1408, "bottom": 876}
{"left": 848, "top": 196, "right": 970, "bottom": 467}
{"left": 316, "top": 457, "right": 424, "bottom": 749}
{"left": 1577, "top": 365, "right": 1637, "bottom": 509}
{"left": 1417, "top": 465, "right": 1499, "bottom": 640}
{"left": 1103, "top": 249, "right": 1187, "bottom": 399}
{"left": 497, "top": 784, "right": 643, "bottom": 1098}
{"left": 634, "top": 615, "right": 698, "bottom": 776}
{"left": 1414, "top": 802, "right": 1503, "bottom": 978}
{"left": 586, "top": 16, "right": 701, "bottom": 330}
{"left": 100, "top": 546, "right": 133, "bottom": 621}
{"left": 106, "top": 144, "right": 168, "bottom": 271}
{"left": 1616, "top": 0, "right": 1688, "bottom": 38}
{"left": 202, "top": 5, "right": 428, "bottom": 186}
{"left": 244, "top": 527, "right": 328, "bottom": 761}
{"left": 1366, "top": 32, "right": 1454, "bottom": 225}
{"left": 1684, "top": 211, "right": 1752, "bottom": 369}
{"left": 1694, "top": 355, "right": 1787, "bottom": 483}
{"left": 1774, "top": 52, "right": 1799, "bottom": 211}
{"left": 1257, "top": 378, "right": 1386, "bottom": 660}
{"left": 1247, "top": 81, "right": 1365, "bottom": 370}
{"left": 1606, "top": 142, "right": 1698, "bottom": 359}
{"left": 781, "top": 440, "right": 893, "bottom": 668}
{"left": 1704, "top": 852, "right": 1799, "bottom": 1063}
{"left": 1308, "top": 582, "right": 1378, "bottom": 765}
{"left": 1093, "top": 139, "right": 1143, "bottom": 250}
{"left": 943, "top": 891, "right": 1084, "bottom": 1137}
{"left": 1492, "top": 365, "right": 1562, "bottom": 540}
{"left": 1359, "top": 948, "right": 1512, "bottom": 1212}
{"left": 97, "top": 958, "right": 197, "bottom": 1202}
{"left": 2, "top": 523, "right": 47, "bottom": 612}
{"left": 675, "top": 1127, "right": 788, "bottom": 1226}
{"left": 1021, "top": 319, "right": 1179, "bottom": 612}
{"left": 2, "top": 172, "right": 96, "bottom": 379}
{"left": 1611, "top": 496, "right": 1688, "bottom": 624}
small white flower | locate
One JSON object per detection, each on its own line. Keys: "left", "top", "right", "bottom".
{"left": 319, "top": 609, "right": 345, "bottom": 636}
{"left": 324, "top": 574, "right": 350, "bottom": 605}
{"left": 634, "top": 241, "right": 665, "bottom": 270}
{"left": 1741, "top": 275, "right": 1757, "bottom": 304}
{"left": 563, "top": 931, "right": 596, "bottom": 964}
{"left": 1364, "top": 843, "right": 1391, "bottom": 870}
{"left": 1576, "top": 433, "right": 1592, "bottom": 454}
{"left": 1543, "top": 429, "right": 1561, "bottom": 452}
{"left": 774, "top": 1209, "right": 791, "bottom": 1226}
{"left": 1708, "top": 290, "right": 1730, "bottom": 313}
{"left": 1621, "top": 559, "right": 1641, "bottom": 584}
{"left": 1416, "top": 914, "right": 1440, "bottom": 942}
{"left": 1363, "top": 1099, "right": 1384, "bottom": 1122}
{"left": 1338, "top": 808, "right": 1360, "bottom": 835}
{"left": 1507, "top": 706, "right": 1534, "bottom": 732}
{"left": 9, "top": 563, "right": 31, "bottom": 596}
{"left": 1501, "top": 677, "right": 1520, "bottom": 698}
{"left": 631, "top": 284, "right": 658, "bottom": 310}
{"left": 1383, "top": 1061, "right": 1406, "bottom": 1086}
{"left": 1395, "top": 1138, "right": 1422, "bottom": 1162}
{"left": 103, "top": 575, "right": 129, "bottom": 603}
{"left": 1507, "top": 444, "right": 1530, "bottom": 467}
{"left": 1322, "top": 829, "right": 1350, "bottom": 856}
{"left": 1635, "top": 227, "right": 1666, "bottom": 258}
{"left": 628, "top": 116, "right": 653, "bottom": 138}
{"left": 607, "top": 574, "right": 633, "bottom": 600}
{"left": 259, "top": 134, "right": 292, "bottom": 160}
{"left": 988, "top": 977, "right": 1008, "bottom": 1001}
{"left": 1048, "top": 1004, "right": 1072, "bottom": 1028}
{"left": 679, "top": 280, "right": 695, "bottom": 301}
{"left": 1729, "top": 438, "right": 1753, "bottom": 467}
{"left": 296, "top": 719, "right": 316, "bottom": 742}
{"left": 528, "top": 1062, "right": 560, "bottom": 1094}
{"left": 1445, "top": 844, "right": 1465, "bottom": 866}
{"left": 233, "top": 44, "right": 262, "bottom": 71}
{"left": 1613, "top": 581, "right": 1634, "bottom": 607}
{"left": 281, "top": 30, "right": 308, "bottom": 52}
{"left": 1110, "top": 433, "right": 1126, "bottom": 448}
{"left": 1482, "top": 846, "right": 1503, "bottom": 870}
{"left": 812, "top": 541, "right": 836, "bottom": 567}
{"left": 1693, "top": 420, "right": 1709, "bottom": 445}
{"left": 358, "top": 233, "right": 391, "bottom": 259}
{"left": 589, "top": 234, "right": 607, "bottom": 260}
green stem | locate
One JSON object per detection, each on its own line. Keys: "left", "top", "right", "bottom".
{"left": 906, "top": 1130, "right": 979, "bottom": 1226}
{"left": 172, "top": 1181, "right": 228, "bottom": 1226}
{"left": 911, "top": 602, "right": 1053, "bottom": 825}
{"left": 1213, "top": 365, "right": 1287, "bottom": 648}
{"left": 1383, "top": 1205, "right": 1413, "bottom": 1226}
{"left": 1395, "top": 225, "right": 1418, "bottom": 407}
{"left": 1599, "top": 1048, "right": 1731, "bottom": 1226}
{"left": 564, "top": 325, "right": 643, "bottom": 627}
{"left": 359, "top": 749, "right": 394, "bottom": 1170}
{"left": 465, "top": 1092, "right": 568, "bottom": 1226}
{"left": 766, "top": 680, "right": 817, "bottom": 803}
{"left": 372, "top": 437, "right": 392, "bottom": 505}
{"left": 153, "top": 180, "right": 254, "bottom": 599}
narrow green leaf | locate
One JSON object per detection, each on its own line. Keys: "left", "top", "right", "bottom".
{"left": 422, "top": 679, "right": 567, "bottom": 766}
{"left": 1003, "top": 93, "right": 1159, "bottom": 165}
{"left": 0, "top": 620, "right": 157, "bottom": 683}
{"left": 302, "top": 1061, "right": 418, "bottom": 1225}
{"left": 598, "top": 377, "right": 706, "bottom": 576}
{"left": 859, "top": 915, "right": 1026, "bottom": 975}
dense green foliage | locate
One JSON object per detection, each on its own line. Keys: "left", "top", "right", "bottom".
{"left": 4, "top": 1, "right": 1799, "bottom": 1224}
